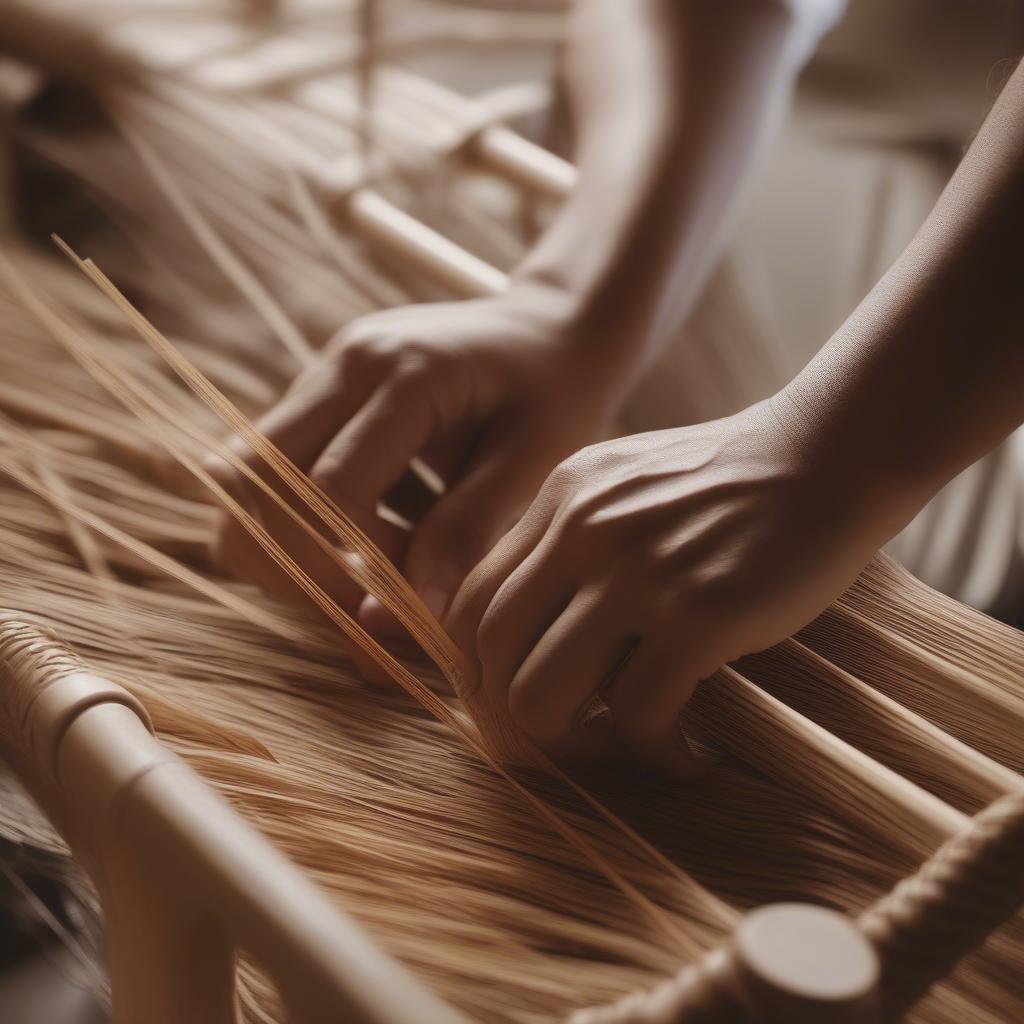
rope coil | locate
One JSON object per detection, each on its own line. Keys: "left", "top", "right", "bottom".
{"left": 0, "top": 616, "right": 152, "bottom": 774}
{"left": 861, "top": 790, "right": 1024, "bottom": 1021}
{"left": 0, "top": 616, "right": 83, "bottom": 735}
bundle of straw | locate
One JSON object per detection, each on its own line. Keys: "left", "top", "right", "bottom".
{"left": 0, "top": 3, "right": 1022, "bottom": 1022}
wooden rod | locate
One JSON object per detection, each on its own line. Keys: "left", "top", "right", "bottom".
{"left": 62, "top": 703, "right": 469, "bottom": 1024}
{"left": 786, "top": 638, "right": 1022, "bottom": 801}
{"left": 346, "top": 188, "right": 508, "bottom": 298}
{"left": 471, "top": 123, "right": 576, "bottom": 200}
{"left": 695, "top": 668, "right": 969, "bottom": 857}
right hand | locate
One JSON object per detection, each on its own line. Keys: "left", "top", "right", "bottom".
{"left": 447, "top": 393, "right": 897, "bottom": 776}
{"left": 208, "top": 279, "right": 641, "bottom": 631}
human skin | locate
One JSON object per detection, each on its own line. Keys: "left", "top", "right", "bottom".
{"left": 448, "top": 58, "right": 1024, "bottom": 780}
{"left": 210, "top": 0, "right": 833, "bottom": 625}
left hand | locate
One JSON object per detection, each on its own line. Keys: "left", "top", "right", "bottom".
{"left": 206, "top": 280, "right": 636, "bottom": 632}
{"left": 448, "top": 397, "right": 891, "bottom": 779}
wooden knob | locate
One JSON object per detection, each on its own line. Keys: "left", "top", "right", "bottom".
{"left": 731, "top": 903, "right": 880, "bottom": 1024}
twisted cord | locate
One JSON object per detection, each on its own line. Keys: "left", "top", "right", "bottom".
{"left": 565, "top": 950, "right": 743, "bottom": 1024}
{"left": 859, "top": 790, "right": 1024, "bottom": 1020}
{"left": 0, "top": 615, "right": 83, "bottom": 746}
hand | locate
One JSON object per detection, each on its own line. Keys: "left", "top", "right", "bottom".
{"left": 210, "top": 279, "right": 638, "bottom": 628}
{"left": 448, "top": 397, "right": 891, "bottom": 779}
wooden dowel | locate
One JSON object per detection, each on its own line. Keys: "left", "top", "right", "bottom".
{"left": 694, "top": 667, "right": 969, "bottom": 857}
{"left": 577, "top": 791, "right": 1024, "bottom": 1024}
{"left": 345, "top": 188, "right": 508, "bottom": 298}
{"left": 0, "top": 5, "right": 519, "bottom": 304}
{"left": 472, "top": 123, "right": 576, "bottom": 200}
{"left": 737, "top": 638, "right": 1023, "bottom": 809}
{"left": 64, "top": 703, "right": 469, "bottom": 1024}
{"left": 786, "top": 639, "right": 1022, "bottom": 801}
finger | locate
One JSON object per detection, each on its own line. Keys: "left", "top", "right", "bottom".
{"left": 473, "top": 526, "right": 579, "bottom": 692}
{"left": 356, "top": 592, "right": 402, "bottom": 641}
{"left": 308, "top": 374, "right": 438, "bottom": 547}
{"left": 211, "top": 436, "right": 408, "bottom": 617}
{"left": 211, "top": 493, "right": 366, "bottom": 612}
{"left": 404, "top": 429, "right": 560, "bottom": 623}
{"left": 347, "top": 631, "right": 393, "bottom": 686}
{"left": 212, "top": 354, "right": 371, "bottom": 486}
{"left": 208, "top": 353, "right": 379, "bottom": 580}
{"left": 445, "top": 505, "right": 552, "bottom": 680}
{"left": 505, "top": 585, "right": 634, "bottom": 758}
{"left": 604, "top": 636, "right": 704, "bottom": 782}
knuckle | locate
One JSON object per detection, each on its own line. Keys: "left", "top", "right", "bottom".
{"left": 475, "top": 578, "right": 518, "bottom": 654}
{"left": 550, "top": 488, "right": 621, "bottom": 553}
{"left": 559, "top": 447, "right": 589, "bottom": 477}
{"left": 332, "top": 314, "right": 382, "bottom": 348}
{"left": 544, "top": 442, "right": 611, "bottom": 499}
{"left": 573, "top": 440, "right": 613, "bottom": 473}
{"left": 335, "top": 336, "right": 378, "bottom": 372}
{"left": 542, "top": 456, "right": 580, "bottom": 501}
{"left": 330, "top": 326, "right": 392, "bottom": 371}
{"left": 308, "top": 458, "right": 343, "bottom": 497}
{"left": 393, "top": 350, "right": 435, "bottom": 385}
{"left": 558, "top": 489, "right": 602, "bottom": 533}
{"left": 690, "top": 563, "right": 739, "bottom": 613}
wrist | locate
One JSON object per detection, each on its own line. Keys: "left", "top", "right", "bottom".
{"left": 764, "top": 384, "right": 927, "bottom": 553}
{"left": 508, "top": 264, "right": 657, "bottom": 382}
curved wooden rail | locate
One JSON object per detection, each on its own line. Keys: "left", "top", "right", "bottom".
{"left": 0, "top": 618, "right": 468, "bottom": 1024}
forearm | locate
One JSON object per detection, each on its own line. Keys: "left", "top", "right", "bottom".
{"left": 780, "top": 59, "right": 1024, "bottom": 540}
{"left": 516, "top": 0, "right": 836, "bottom": 380}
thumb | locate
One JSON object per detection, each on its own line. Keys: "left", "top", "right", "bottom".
{"left": 405, "top": 435, "right": 543, "bottom": 623}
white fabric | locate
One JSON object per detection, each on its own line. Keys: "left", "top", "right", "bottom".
{"left": 623, "top": 1, "right": 1024, "bottom": 618}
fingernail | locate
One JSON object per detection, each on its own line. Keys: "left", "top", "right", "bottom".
{"left": 421, "top": 583, "right": 450, "bottom": 621}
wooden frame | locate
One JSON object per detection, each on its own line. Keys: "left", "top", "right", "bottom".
{"left": 4, "top": 617, "right": 1024, "bottom": 1023}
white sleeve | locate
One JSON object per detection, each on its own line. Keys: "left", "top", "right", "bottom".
{"left": 782, "top": 0, "right": 847, "bottom": 65}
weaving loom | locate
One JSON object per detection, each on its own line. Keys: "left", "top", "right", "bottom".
{"left": 0, "top": 3, "right": 1023, "bottom": 1022}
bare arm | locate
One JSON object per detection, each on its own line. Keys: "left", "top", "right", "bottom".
{"left": 450, "top": 58, "right": 1024, "bottom": 778}
{"left": 517, "top": 0, "right": 842, "bottom": 383}
{"left": 214, "top": 0, "right": 840, "bottom": 626}
{"left": 780, "top": 59, "right": 1024, "bottom": 540}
